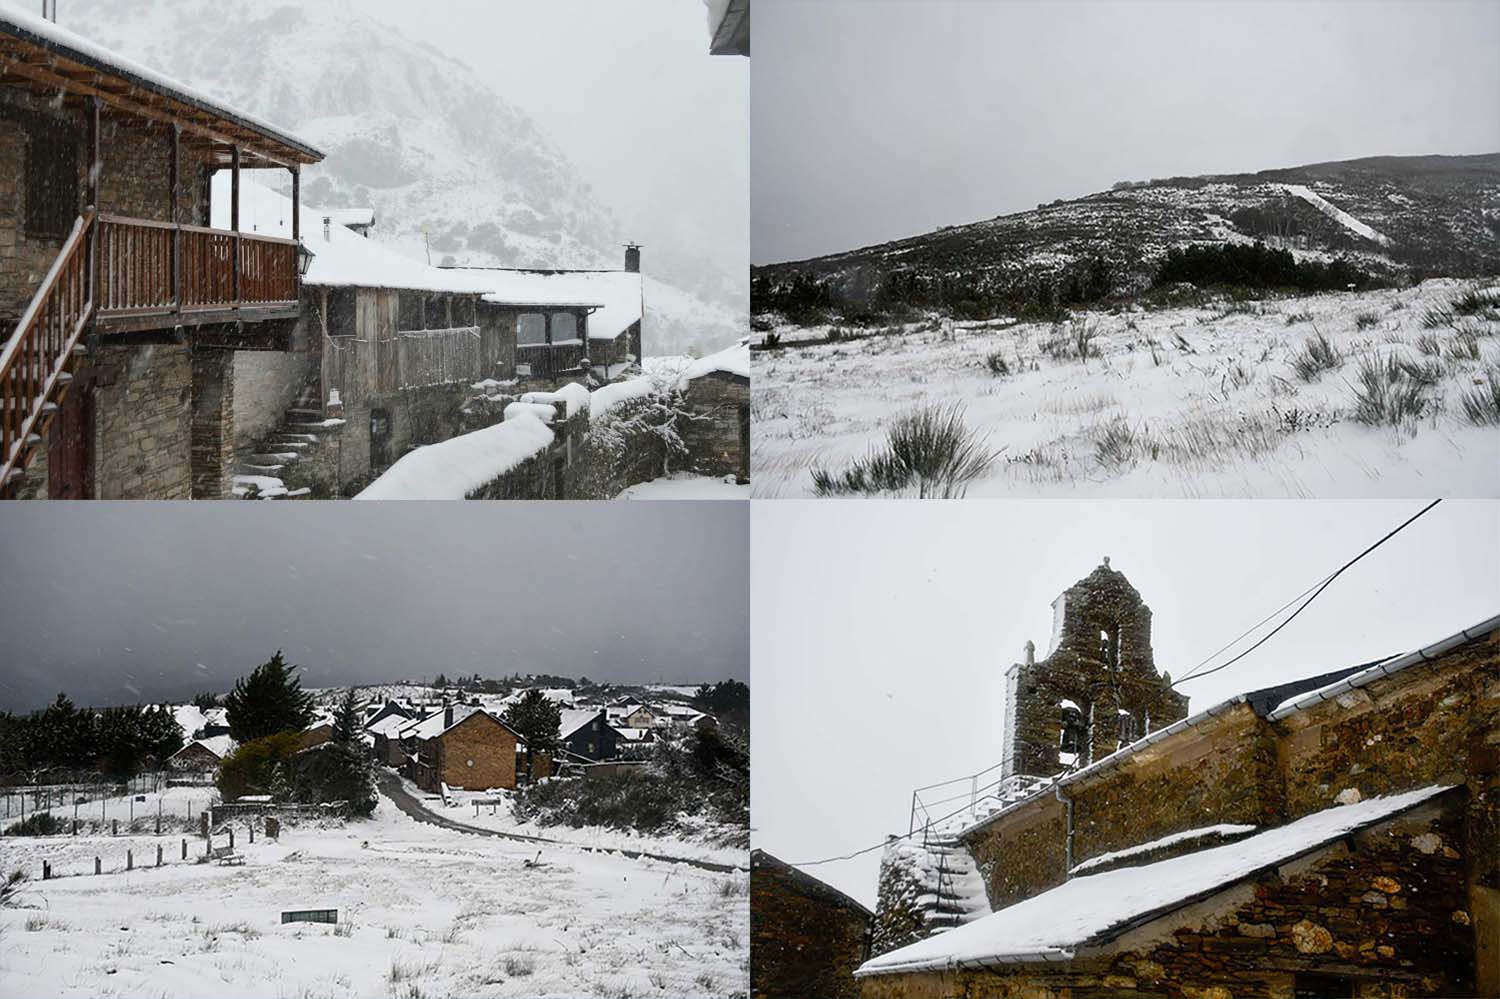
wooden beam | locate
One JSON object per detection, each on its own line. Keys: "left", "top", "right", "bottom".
{"left": 290, "top": 164, "right": 300, "bottom": 241}
{"left": 0, "top": 50, "right": 305, "bottom": 168}
{"left": 85, "top": 95, "right": 99, "bottom": 209}
{"left": 231, "top": 145, "right": 241, "bottom": 305}
{"left": 170, "top": 124, "right": 182, "bottom": 316}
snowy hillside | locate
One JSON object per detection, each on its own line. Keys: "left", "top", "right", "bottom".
{"left": 752, "top": 279, "right": 1500, "bottom": 498}
{"left": 29, "top": 0, "right": 741, "bottom": 356}
{"left": 754, "top": 154, "right": 1500, "bottom": 315}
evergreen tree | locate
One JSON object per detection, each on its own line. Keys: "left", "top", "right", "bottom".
{"left": 330, "top": 689, "right": 360, "bottom": 746}
{"left": 191, "top": 692, "right": 220, "bottom": 711}
{"left": 502, "top": 690, "right": 561, "bottom": 782}
{"left": 224, "top": 652, "right": 314, "bottom": 743}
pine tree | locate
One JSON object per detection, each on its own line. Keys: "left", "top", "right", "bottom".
{"left": 502, "top": 690, "right": 561, "bottom": 782}
{"left": 330, "top": 689, "right": 360, "bottom": 746}
{"left": 224, "top": 651, "right": 314, "bottom": 743}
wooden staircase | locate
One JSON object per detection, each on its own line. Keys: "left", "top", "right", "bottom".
{"left": 0, "top": 211, "right": 95, "bottom": 495}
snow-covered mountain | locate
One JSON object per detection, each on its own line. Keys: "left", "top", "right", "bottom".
{"left": 32, "top": 0, "right": 741, "bottom": 356}
{"left": 753, "top": 153, "right": 1500, "bottom": 315}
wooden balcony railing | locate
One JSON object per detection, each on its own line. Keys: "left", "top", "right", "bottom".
{"left": 0, "top": 210, "right": 95, "bottom": 487}
{"left": 516, "top": 341, "right": 588, "bottom": 380}
{"left": 95, "top": 214, "right": 299, "bottom": 319}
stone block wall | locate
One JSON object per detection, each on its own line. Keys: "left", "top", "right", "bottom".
{"left": 964, "top": 795, "right": 1070, "bottom": 913}
{"left": 190, "top": 349, "right": 235, "bottom": 499}
{"left": 752, "top": 851, "right": 870, "bottom": 999}
{"left": 91, "top": 341, "right": 193, "bottom": 499}
{"left": 232, "top": 349, "right": 319, "bottom": 454}
{"left": 678, "top": 372, "right": 749, "bottom": 482}
{"left": 862, "top": 795, "right": 1473, "bottom": 999}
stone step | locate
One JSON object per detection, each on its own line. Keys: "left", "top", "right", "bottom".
{"left": 238, "top": 463, "right": 286, "bottom": 475}
{"left": 284, "top": 407, "right": 323, "bottom": 420}
{"left": 249, "top": 452, "right": 300, "bottom": 464}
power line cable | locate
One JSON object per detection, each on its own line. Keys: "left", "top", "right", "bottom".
{"left": 1173, "top": 498, "right": 1441, "bottom": 687}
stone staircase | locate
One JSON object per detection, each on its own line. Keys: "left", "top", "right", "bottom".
{"left": 919, "top": 835, "right": 992, "bottom": 934}
{"left": 232, "top": 383, "right": 341, "bottom": 499}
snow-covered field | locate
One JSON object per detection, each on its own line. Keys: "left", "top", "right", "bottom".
{"left": 399, "top": 777, "right": 746, "bottom": 868}
{"left": 752, "top": 280, "right": 1500, "bottom": 498}
{"left": 0, "top": 792, "right": 748, "bottom": 999}
{"left": 616, "top": 475, "right": 749, "bottom": 500}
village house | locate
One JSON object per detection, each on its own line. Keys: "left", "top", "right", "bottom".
{"left": 752, "top": 850, "right": 872, "bottom": 999}
{"left": 165, "top": 734, "right": 236, "bottom": 773}
{"left": 847, "top": 562, "right": 1499, "bottom": 998}
{"left": 0, "top": 8, "right": 323, "bottom": 499}
{"left": 400, "top": 706, "right": 536, "bottom": 793}
{"left": 559, "top": 708, "right": 622, "bottom": 762}
{"left": 675, "top": 338, "right": 750, "bottom": 484}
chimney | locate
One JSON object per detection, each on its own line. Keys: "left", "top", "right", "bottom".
{"left": 444, "top": 705, "right": 453, "bottom": 730}
{"left": 323, "top": 216, "right": 332, "bottom": 242}
{"left": 624, "top": 243, "right": 641, "bottom": 273}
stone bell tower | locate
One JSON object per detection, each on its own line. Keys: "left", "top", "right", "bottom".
{"left": 1001, "top": 558, "right": 1187, "bottom": 781}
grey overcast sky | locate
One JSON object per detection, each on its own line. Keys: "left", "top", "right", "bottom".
{"left": 752, "top": 0, "right": 1500, "bottom": 264}
{"left": 750, "top": 499, "right": 1499, "bottom": 907}
{"left": 0, "top": 502, "right": 747, "bottom": 713}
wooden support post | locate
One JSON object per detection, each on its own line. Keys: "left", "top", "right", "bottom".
{"left": 230, "top": 145, "right": 241, "bottom": 306}
{"left": 291, "top": 164, "right": 301, "bottom": 241}
{"left": 249, "top": 824, "right": 254, "bottom": 844}
{"left": 41, "top": 861, "right": 49, "bottom": 880}
{"left": 86, "top": 97, "right": 100, "bottom": 208}
{"left": 111, "top": 818, "right": 117, "bottom": 836}
{"left": 170, "top": 124, "right": 181, "bottom": 314}
{"left": 228, "top": 827, "right": 235, "bottom": 849}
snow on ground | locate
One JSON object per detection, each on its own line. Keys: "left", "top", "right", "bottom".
{"left": 752, "top": 280, "right": 1500, "bottom": 498}
{"left": 402, "top": 777, "right": 746, "bottom": 868}
{"left": 616, "top": 474, "right": 749, "bottom": 500}
{"left": 354, "top": 414, "right": 554, "bottom": 500}
{"left": 859, "top": 786, "right": 1451, "bottom": 975}
{"left": 0, "top": 790, "right": 748, "bottom": 999}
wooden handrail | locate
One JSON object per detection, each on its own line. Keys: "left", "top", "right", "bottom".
{"left": 0, "top": 209, "right": 96, "bottom": 484}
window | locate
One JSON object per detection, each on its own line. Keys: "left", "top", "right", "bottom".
{"left": 398, "top": 293, "right": 424, "bottom": 331}
{"left": 1059, "top": 705, "right": 1086, "bottom": 755}
{"left": 551, "top": 312, "right": 579, "bottom": 343}
{"left": 25, "top": 124, "right": 78, "bottom": 239}
{"left": 518, "top": 313, "right": 546, "bottom": 345}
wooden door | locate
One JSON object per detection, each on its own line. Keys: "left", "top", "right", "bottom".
{"left": 47, "top": 381, "right": 93, "bottom": 499}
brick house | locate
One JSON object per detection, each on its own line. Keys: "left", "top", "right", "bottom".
{"left": 402, "top": 706, "right": 528, "bottom": 792}
{"left": 854, "top": 565, "right": 1499, "bottom": 998}
{"left": 0, "top": 8, "right": 323, "bottom": 499}
{"left": 752, "top": 849, "right": 871, "bottom": 999}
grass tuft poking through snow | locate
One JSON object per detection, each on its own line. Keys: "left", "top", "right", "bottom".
{"left": 1290, "top": 329, "right": 1343, "bottom": 381}
{"left": 812, "top": 404, "right": 997, "bottom": 498}
{"left": 1460, "top": 366, "right": 1500, "bottom": 426}
{"left": 1351, "top": 354, "right": 1434, "bottom": 430}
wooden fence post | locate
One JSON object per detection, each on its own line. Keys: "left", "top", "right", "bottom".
{"left": 126, "top": 849, "right": 132, "bottom": 871}
{"left": 228, "top": 828, "right": 235, "bottom": 849}
{"left": 94, "top": 856, "right": 100, "bottom": 875}
{"left": 156, "top": 845, "right": 162, "bottom": 867}
{"left": 112, "top": 819, "right": 117, "bottom": 836}
{"left": 181, "top": 838, "right": 187, "bottom": 860}
{"left": 41, "top": 860, "right": 49, "bottom": 880}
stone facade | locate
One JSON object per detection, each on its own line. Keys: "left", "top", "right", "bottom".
{"left": 1003, "top": 560, "right": 1188, "bottom": 782}
{"left": 862, "top": 793, "right": 1474, "bottom": 998}
{"left": 92, "top": 341, "right": 194, "bottom": 499}
{"left": 678, "top": 371, "right": 750, "bottom": 482}
{"left": 863, "top": 620, "right": 1500, "bottom": 997}
{"left": 752, "top": 850, "right": 872, "bottom": 999}
{"left": 190, "top": 350, "right": 236, "bottom": 499}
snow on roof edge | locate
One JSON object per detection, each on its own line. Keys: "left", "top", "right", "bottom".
{"left": 0, "top": 8, "right": 322, "bottom": 160}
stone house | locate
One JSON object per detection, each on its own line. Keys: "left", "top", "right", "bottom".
{"left": 752, "top": 849, "right": 872, "bottom": 999}
{"left": 0, "top": 8, "right": 323, "bottom": 499}
{"left": 857, "top": 563, "right": 1499, "bottom": 998}
{"left": 402, "top": 706, "right": 529, "bottom": 793}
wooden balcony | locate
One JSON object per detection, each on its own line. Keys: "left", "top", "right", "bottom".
{"left": 93, "top": 214, "right": 300, "bottom": 333}
{"left": 516, "top": 341, "right": 588, "bottom": 380}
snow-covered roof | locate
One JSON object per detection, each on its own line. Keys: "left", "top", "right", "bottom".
{"left": 615, "top": 727, "right": 651, "bottom": 741}
{"left": 0, "top": 8, "right": 321, "bottom": 163}
{"left": 402, "top": 706, "right": 486, "bottom": 741}
{"left": 213, "top": 178, "right": 485, "bottom": 294}
{"left": 860, "top": 785, "right": 1454, "bottom": 976}
{"left": 326, "top": 208, "right": 376, "bottom": 228}
{"left": 172, "top": 704, "right": 207, "bottom": 738}
{"left": 559, "top": 709, "right": 605, "bottom": 740}
{"left": 445, "top": 268, "right": 643, "bottom": 341}
{"left": 353, "top": 413, "right": 554, "bottom": 501}
{"left": 172, "top": 734, "right": 237, "bottom": 761}
{"left": 678, "top": 338, "right": 750, "bottom": 387}
{"left": 365, "top": 714, "right": 410, "bottom": 738}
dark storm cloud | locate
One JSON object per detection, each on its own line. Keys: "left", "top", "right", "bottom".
{"left": 752, "top": 0, "right": 1500, "bottom": 264}
{"left": 0, "top": 502, "right": 747, "bottom": 712}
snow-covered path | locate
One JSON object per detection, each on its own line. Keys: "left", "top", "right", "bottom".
{"left": 0, "top": 788, "right": 748, "bottom": 998}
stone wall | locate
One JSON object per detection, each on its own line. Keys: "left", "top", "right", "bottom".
{"left": 190, "top": 350, "right": 235, "bottom": 499}
{"left": 964, "top": 794, "right": 1071, "bottom": 913}
{"left": 232, "top": 350, "right": 319, "bottom": 455}
{"left": 752, "top": 851, "right": 871, "bottom": 999}
{"left": 91, "top": 341, "right": 193, "bottom": 499}
{"left": 0, "top": 91, "right": 212, "bottom": 317}
{"left": 863, "top": 795, "right": 1473, "bottom": 999}
{"left": 678, "top": 372, "right": 749, "bottom": 482}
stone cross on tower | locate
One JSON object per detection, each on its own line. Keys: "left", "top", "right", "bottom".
{"left": 1001, "top": 559, "right": 1187, "bottom": 781}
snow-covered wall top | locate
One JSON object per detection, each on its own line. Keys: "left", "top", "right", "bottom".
{"left": 678, "top": 338, "right": 750, "bottom": 387}
{"left": 353, "top": 414, "right": 554, "bottom": 501}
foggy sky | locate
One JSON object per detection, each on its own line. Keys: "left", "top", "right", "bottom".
{"left": 0, "top": 502, "right": 748, "bottom": 714}
{"left": 752, "top": 0, "right": 1500, "bottom": 264}
{"left": 378, "top": 0, "right": 749, "bottom": 295}
{"left": 750, "top": 500, "right": 1499, "bottom": 907}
